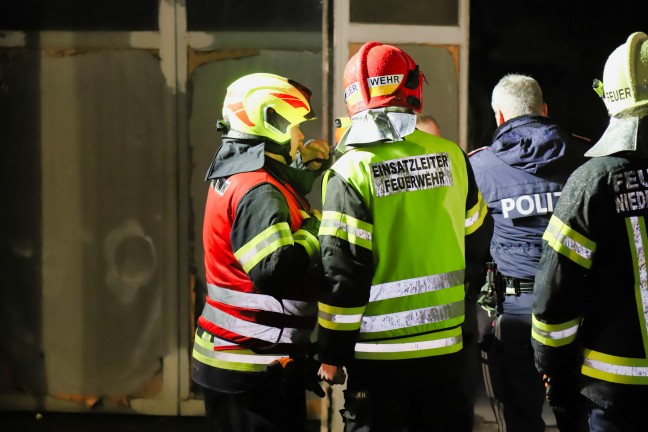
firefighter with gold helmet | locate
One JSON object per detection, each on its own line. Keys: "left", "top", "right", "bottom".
{"left": 191, "top": 72, "right": 330, "bottom": 432}
{"left": 532, "top": 32, "right": 648, "bottom": 430}
{"left": 316, "top": 42, "right": 493, "bottom": 431}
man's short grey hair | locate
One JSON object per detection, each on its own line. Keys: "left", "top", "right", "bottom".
{"left": 491, "top": 74, "right": 544, "bottom": 119}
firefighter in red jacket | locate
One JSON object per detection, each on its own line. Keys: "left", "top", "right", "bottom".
{"left": 192, "top": 73, "right": 330, "bottom": 432}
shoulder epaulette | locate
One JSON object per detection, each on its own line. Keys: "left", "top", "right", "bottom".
{"left": 571, "top": 133, "right": 592, "bottom": 143}
{"left": 468, "top": 146, "right": 488, "bottom": 157}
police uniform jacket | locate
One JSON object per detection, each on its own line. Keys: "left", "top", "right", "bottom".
{"left": 469, "top": 115, "right": 589, "bottom": 314}
{"left": 532, "top": 116, "right": 648, "bottom": 409}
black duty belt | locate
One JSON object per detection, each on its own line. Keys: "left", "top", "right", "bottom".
{"left": 503, "top": 277, "right": 534, "bottom": 296}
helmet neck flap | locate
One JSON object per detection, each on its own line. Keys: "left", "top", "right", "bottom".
{"left": 336, "top": 107, "right": 417, "bottom": 152}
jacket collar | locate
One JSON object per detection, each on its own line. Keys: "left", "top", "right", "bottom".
{"left": 336, "top": 107, "right": 417, "bottom": 153}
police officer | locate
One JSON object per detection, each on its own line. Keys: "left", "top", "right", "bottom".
{"left": 191, "top": 73, "right": 330, "bottom": 432}
{"left": 532, "top": 32, "right": 648, "bottom": 431}
{"left": 316, "top": 42, "right": 493, "bottom": 431}
{"left": 469, "top": 74, "right": 589, "bottom": 432}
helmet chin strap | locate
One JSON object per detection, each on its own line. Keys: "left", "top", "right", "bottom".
{"left": 263, "top": 141, "right": 293, "bottom": 165}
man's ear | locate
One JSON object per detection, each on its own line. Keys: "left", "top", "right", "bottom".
{"left": 542, "top": 102, "right": 548, "bottom": 116}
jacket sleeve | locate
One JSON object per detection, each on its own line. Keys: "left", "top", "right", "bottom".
{"left": 231, "top": 183, "right": 321, "bottom": 293}
{"left": 531, "top": 167, "right": 599, "bottom": 377}
{"left": 464, "top": 151, "right": 493, "bottom": 286}
{"left": 317, "top": 170, "right": 375, "bottom": 366}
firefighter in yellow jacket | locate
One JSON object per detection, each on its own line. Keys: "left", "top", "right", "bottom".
{"left": 316, "top": 42, "right": 493, "bottom": 431}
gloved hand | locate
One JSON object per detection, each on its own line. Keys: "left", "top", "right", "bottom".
{"left": 477, "top": 281, "right": 498, "bottom": 318}
{"left": 543, "top": 373, "right": 588, "bottom": 432}
{"left": 317, "top": 363, "right": 347, "bottom": 385}
{"left": 298, "top": 139, "right": 331, "bottom": 171}
{"left": 298, "top": 214, "right": 321, "bottom": 237}
{"left": 267, "top": 357, "right": 325, "bottom": 398}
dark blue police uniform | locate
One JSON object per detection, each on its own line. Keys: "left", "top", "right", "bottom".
{"left": 469, "top": 114, "right": 589, "bottom": 432}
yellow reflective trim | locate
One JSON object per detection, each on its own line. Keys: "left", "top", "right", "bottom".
{"left": 192, "top": 333, "right": 284, "bottom": 372}
{"left": 192, "top": 349, "right": 269, "bottom": 372}
{"left": 531, "top": 315, "right": 581, "bottom": 332}
{"left": 321, "top": 170, "right": 332, "bottom": 206}
{"left": 294, "top": 229, "right": 320, "bottom": 260}
{"left": 465, "top": 192, "right": 488, "bottom": 235}
{"left": 583, "top": 349, "right": 648, "bottom": 366}
{"left": 531, "top": 328, "right": 575, "bottom": 347}
{"left": 195, "top": 333, "right": 213, "bottom": 349}
{"left": 581, "top": 349, "right": 648, "bottom": 384}
{"left": 581, "top": 364, "right": 648, "bottom": 385}
{"left": 319, "top": 226, "right": 372, "bottom": 250}
{"left": 547, "top": 216, "right": 596, "bottom": 251}
{"left": 531, "top": 315, "right": 581, "bottom": 347}
{"left": 626, "top": 216, "right": 648, "bottom": 355}
{"left": 234, "top": 222, "right": 293, "bottom": 272}
{"left": 318, "top": 303, "right": 364, "bottom": 329}
{"left": 543, "top": 215, "right": 596, "bottom": 269}
{"left": 319, "top": 211, "right": 373, "bottom": 250}
{"left": 355, "top": 327, "right": 463, "bottom": 360}
{"left": 321, "top": 211, "right": 373, "bottom": 234}
{"left": 318, "top": 302, "right": 366, "bottom": 316}
{"left": 318, "top": 301, "right": 365, "bottom": 330}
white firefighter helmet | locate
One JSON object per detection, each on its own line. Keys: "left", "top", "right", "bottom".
{"left": 596, "top": 32, "right": 648, "bottom": 118}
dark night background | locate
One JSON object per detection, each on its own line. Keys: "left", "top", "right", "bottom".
{"left": 468, "top": 0, "right": 646, "bottom": 151}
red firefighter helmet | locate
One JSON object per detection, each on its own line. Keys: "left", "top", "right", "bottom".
{"left": 343, "top": 42, "right": 424, "bottom": 117}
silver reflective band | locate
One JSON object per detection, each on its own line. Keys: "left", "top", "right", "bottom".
{"left": 318, "top": 311, "right": 364, "bottom": 324}
{"left": 562, "top": 236, "right": 594, "bottom": 261}
{"left": 369, "top": 270, "right": 464, "bottom": 303}
{"left": 465, "top": 211, "right": 481, "bottom": 228}
{"left": 212, "top": 336, "right": 236, "bottom": 347}
{"left": 207, "top": 284, "right": 316, "bottom": 317}
{"left": 202, "top": 303, "right": 311, "bottom": 344}
{"left": 355, "top": 335, "right": 461, "bottom": 353}
{"left": 583, "top": 358, "right": 648, "bottom": 377}
{"left": 546, "top": 223, "right": 594, "bottom": 261}
{"left": 236, "top": 224, "right": 291, "bottom": 268}
{"left": 534, "top": 323, "right": 579, "bottom": 340}
{"left": 465, "top": 199, "right": 485, "bottom": 227}
{"left": 629, "top": 217, "right": 648, "bottom": 337}
{"left": 361, "top": 301, "right": 464, "bottom": 333}
{"left": 322, "top": 219, "right": 372, "bottom": 242}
